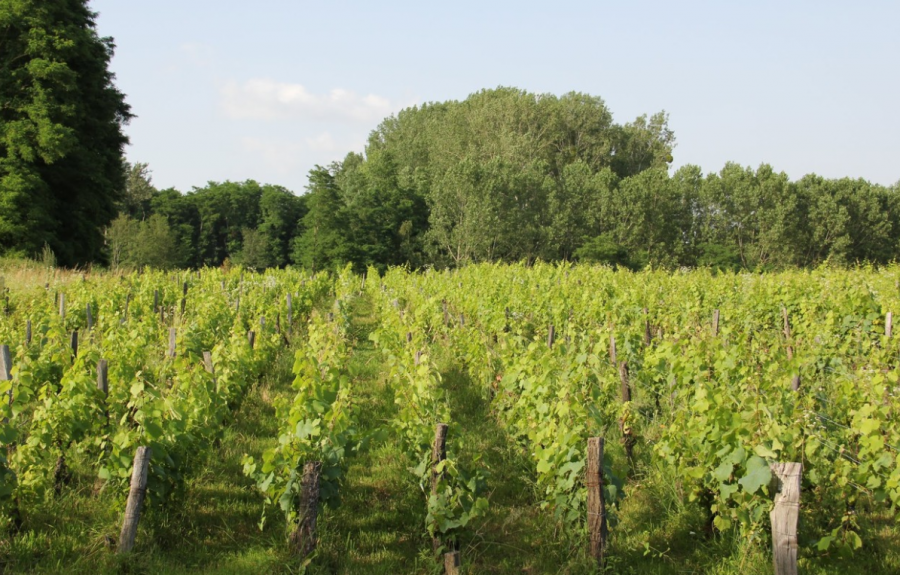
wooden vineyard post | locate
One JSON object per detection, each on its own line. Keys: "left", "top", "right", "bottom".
{"left": 289, "top": 461, "right": 322, "bottom": 558}
{"left": 415, "top": 350, "right": 422, "bottom": 366}
{"left": 782, "top": 308, "right": 800, "bottom": 391}
{"left": 444, "top": 550, "right": 461, "bottom": 575}
{"left": 122, "top": 293, "right": 131, "bottom": 325}
{"left": 168, "top": 328, "right": 177, "bottom": 359}
{"left": 286, "top": 294, "right": 293, "bottom": 334}
{"left": 618, "top": 361, "right": 634, "bottom": 462}
{"left": 153, "top": 290, "right": 159, "bottom": 314}
{"left": 59, "top": 293, "right": 65, "bottom": 322}
{"left": 406, "top": 332, "right": 413, "bottom": 344}
{"left": 586, "top": 437, "right": 608, "bottom": 568}
{"left": 548, "top": 325, "right": 555, "bottom": 349}
{"left": 887, "top": 312, "right": 893, "bottom": 338}
{"left": 97, "top": 359, "right": 109, "bottom": 425}
{"left": 643, "top": 308, "right": 651, "bottom": 346}
{"left": 202, "top": 351, "right": 214, "bottom": 378}
{"left": 431, "top": 423, "right": 449, "bottom": 553}
{"left": 713, "top": 309, "right": 720, "bottom": 337}
{"left": 782, "top": 307, "right": 793, "bottom": 360}
{"left": 86, "top": 303, "right": 93, "bottom": 331}
{"left": 247, "top": 330, "right": 255, "bottom": 350}
{"left": 770, "top": 462, "right": 801, "bottom": 575}
{"left": 25, "top": 320, "right": 31, "bottom": 345}
{"left": 180, "top": 297, "right": 186, "bottom": 317}
{"left": 97, "top": 359, "right": 108, "bottom": 394}
{"left": 118, "top": 446, "right": 152, "bottom": 554}
{"left": 1, "top": 345, "right": 11, "bottom": 416}
{"left": 70, "top": 331, "right": 78, "bottom": 359}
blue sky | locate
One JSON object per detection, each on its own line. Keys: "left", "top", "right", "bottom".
{"left": 91, "top": 0, "right": 900, "bottom": 193}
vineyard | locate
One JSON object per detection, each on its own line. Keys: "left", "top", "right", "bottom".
{"left": 0, "top": 263, "right": 898, "bottom": 574}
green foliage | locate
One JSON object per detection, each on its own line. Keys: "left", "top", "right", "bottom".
{"left": 0, "top": 0, "right": 131, "bottom": 265}
{"left": 105, "top": 214, "right": 180, "bottom": 270}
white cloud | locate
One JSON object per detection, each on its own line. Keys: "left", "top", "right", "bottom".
{"left": 221, "top": 79, "right": 411, "bottom": 123}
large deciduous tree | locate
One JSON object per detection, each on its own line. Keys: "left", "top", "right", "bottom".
{"left": 0, "top": 0, "right": 131, "bottom": 265}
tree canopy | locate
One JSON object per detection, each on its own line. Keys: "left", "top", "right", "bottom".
{"left": 0, "top": 0, "right": 132, "bottom": 265}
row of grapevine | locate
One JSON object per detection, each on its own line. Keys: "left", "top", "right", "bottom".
{"left": 372, "top": 263, "right": 900, "bottom": 565}
{"left": 365, "top": 267, "right": 488, "bottom": 557}
{"left": 0, "top": 267, "right": 333, "bottom": 541}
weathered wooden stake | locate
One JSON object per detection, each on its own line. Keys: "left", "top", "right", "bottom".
{"left": 431, "top": 423, "right": 449, "bottom": 552}
{"left": 70, "top": 331, "right": 78, "bottom": 359}
{"left": 1, "top": 345, "right": 11, "bottom": 410}
{"left": 118, "top": 446, "right": 151, "bottom": 553}
{"left": 782, "top": 307, "right": 793, "bottom": 361}
{"left": 886, "top": 312, "right": 893, "bottom": 338}
{"left": 770, "top": 462, "right": 801, "bottom": 575}
{"left": 202, "top": 351, "right": 214, "bottom": 375}
{"left": 97, "top": 359, "right": 108, "bottom": 395}
{"left": 444, "top": 551, "right": 461, "bottom": 575}
{"left": 288, "top": 461, "right": 322, "bottom": 558}
{"left": 713, "top": 309, "right": 720, "bottom": 337}
{"left": 286, "top": 294, "right": 293, "bottom": 332}
{"left": 167, "top": 328, "right": 176, "bottom": 358}
{"left": 415, "top": 350, "right": 422, "bottom": 366}
{"left": 180, "top": 297, "right": 186, "bottom": 317}
{"left": 587, "top": 437, "right": 608, "bottom": 568}
{"left": 547, "top": 325, "right": 555, "bottom": 349}
{"left": 609, "top": 334, "right": 617, "bottom": 366}
{"left": 618, "top": 361, "right": 631, "bottom": 403}
{"left": 619, "top": 361, "right": 634, "bottom": 462}
{"left": 122, "top": 293, "right": 131, "bottom": 324}
{"left": 153, "top": 290, "right": 159, "bottom": 313}
{"left": 98, "top": 358, "right": 109, "bottom": 426}
{"left": 643, "top": 308, "right": 652, "bottom": 346}
{"left": 25, "top": 320, "right": 32, "bottom": 345}
{"left": 406, "top": 332, "right": 413, "bottom": 344}
{"left": 247, "top": 330, "right": 255, "bottom": 350}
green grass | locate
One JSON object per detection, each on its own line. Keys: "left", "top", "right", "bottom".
{"left": 2, "top": 292, "right": 899, "bottom": 574}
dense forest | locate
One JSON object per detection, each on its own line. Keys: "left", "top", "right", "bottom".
{"left": 107, "top": 87, "right": 900, "bottom": 272}
{"left": 0, "top": 1, "right": 897, "bottom": 270}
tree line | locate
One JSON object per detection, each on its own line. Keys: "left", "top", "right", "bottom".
{"left": 111, "top": 87, "right": 900, "bottom": 272}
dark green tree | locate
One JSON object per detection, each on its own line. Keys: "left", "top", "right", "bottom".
{"left": 292, "top": 165, "right": 351, "bottom": 271}
{"left": 0, "top": 0, "right": 132, "bottom": 265}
